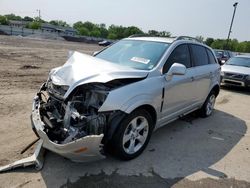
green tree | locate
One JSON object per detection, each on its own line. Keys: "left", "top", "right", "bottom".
{"left": 211, "top": 39, "right": 226, "bottom": 49}
{"left": 97, "top": 23, "right": 108, "bottom": 38}
{"left": 5, "top": 13, "right": 22, "bottom": 21}
{"left": 159, "top": 31, "right": 171, "bottom": 37}
{"left": 124, "top": 26, "right": 144, "bottom": 37}
{"left": 107, "top": 33, "right": 117, "bottom": 40}
{"left": 34, "top": 16, "right": 46, "bottom": 23}
{"left": 108, "top": 25, "right": 126, "bottom": 39}
{"left": 0, "top": 15, "right": 9, "bottom": 25}
{"left": 23, "top": 16, "right": 33, "bottom": 22}
{"left": 73, "top": 21, "right": 84, "bottom": 30}
{"left": 49, "top": 20, "right": 69, "bottom": 27}
{"left": 90, "top": 29, "right": 101, "bottom": 37}
{"left": 27, "top": 21, "right": 41, "bottom": 29}
{"left": 205, "top": 38, "right": 214, "bottom": 46}
{"left": 78, "top": 27, "right": 89, "bottom": 36}
{"left": 82, "top": 21, "right": 95, "bottom": 31}
{"left": 148, "top": 30, "right": 159, "bottom": 36}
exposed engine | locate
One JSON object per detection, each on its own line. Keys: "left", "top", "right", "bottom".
{"left": 39, "top": 83, "right": 110, "bottom": 144}
{"left": 37, "top": 77, "right": 144, "bottom": 144}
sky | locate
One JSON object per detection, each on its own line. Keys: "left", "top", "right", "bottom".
{"left": 0, "top": 0, "right": 249, "bottom": 41}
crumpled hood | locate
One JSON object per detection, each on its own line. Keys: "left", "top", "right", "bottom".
{"left": 50, "top": 51, "right": 148, "bottom": 97}
{"left": 221, "top": 64, "right": 250, "bottom": 75}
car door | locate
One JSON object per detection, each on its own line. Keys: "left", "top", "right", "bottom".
{"left": 189, "top": 44, "right": 215, "bottom": 103}
{"left": 161, "top": 44, "right": 197, "bottom": 122}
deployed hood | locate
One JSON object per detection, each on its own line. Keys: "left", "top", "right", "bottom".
{"left": 50, "top": 51, "right": 148, "bottom": 97}
{"left": 221, "top": 64, "right": 250, "bottom": 75}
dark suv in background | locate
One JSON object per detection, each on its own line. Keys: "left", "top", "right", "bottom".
{"left": 214, "top": 49, "right": 234, "bottom": 65}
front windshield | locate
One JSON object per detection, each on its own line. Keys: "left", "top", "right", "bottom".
{"left": 95, "top": 39, "right": 170, "bottom": 70}
{"left": 226, "top": 57, "right": 250, "bottom": 67}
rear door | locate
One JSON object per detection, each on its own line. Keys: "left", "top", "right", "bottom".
{"left": 189, "top": 44, "right": 216, "bottom": 102}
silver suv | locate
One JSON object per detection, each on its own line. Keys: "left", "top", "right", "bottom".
{"left": 31, "top": 36, "right": 220, "bottom": 162}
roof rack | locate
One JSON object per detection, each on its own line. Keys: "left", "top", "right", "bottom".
{"left": 128, "top": 35, "right": 203, "bottom": 43}
{"left": 128, "top": 34, "right": 176, "bottom": 38}
{"left": 128, "top": 34, "right": 151, "bottom": 38}
{"left": 175, "top": 36, "right": 203, "bottom": 43}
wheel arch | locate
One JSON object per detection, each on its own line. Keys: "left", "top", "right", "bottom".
{"left": 133, "top": 104, "right": 157, "bottom": 127}
{"left": 105, "top": 104, "right": 157, "bottom": 142}
{"left": 210, "top": 84, "right": 220, "bottom": 97}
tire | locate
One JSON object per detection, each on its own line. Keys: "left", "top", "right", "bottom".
{"left": 111, "top": 109, "right": 154, "bottom": 160}
{"left": 200, "top": 91, "right": 216, "bottom": 118}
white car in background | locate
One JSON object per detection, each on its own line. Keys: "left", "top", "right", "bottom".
{"left": 221, "top": 55, "right": 250, "bottom": 88}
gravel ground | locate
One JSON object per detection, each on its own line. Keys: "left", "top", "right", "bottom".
{"left": 0, "top": 35, "right": 249, "bottom": 188}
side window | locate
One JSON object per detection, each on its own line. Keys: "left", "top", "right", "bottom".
{"left": 163, "top": 44, "right": 191, "bottom": 74}
{"left": 190, "top": 45, "right": 209, "bottom": 66}
{"left": 206, "top": 49, "right": 217, "bottom": 64}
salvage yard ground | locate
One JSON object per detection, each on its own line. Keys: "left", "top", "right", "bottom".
{"left": 0, "top": 35, "right": 249, "bottom": 188}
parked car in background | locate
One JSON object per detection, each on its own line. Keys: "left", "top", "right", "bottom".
{"left": 31, "top": 36, "right": 220, "bottom": 162}
{"left": 221, "top": 55, "right": 250, "bottom": 88}
{"left": 214, "top": 49, "right": 234, "bottom": 65}
{"left": 98, "top": 40, "right": 112, "bottom": 46}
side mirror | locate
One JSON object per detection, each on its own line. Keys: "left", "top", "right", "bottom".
{"left": 165, "top": 63, "right": 186, "bottom": 81}
{"left": 93, "top": 51, "right": 100, "bottom": 56}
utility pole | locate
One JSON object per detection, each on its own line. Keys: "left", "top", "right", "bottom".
{"left": 36, "top": 9, "right": 41, "bottom": 22}
{"left": 226, "top": 2, "right": 238, "bottom": 49}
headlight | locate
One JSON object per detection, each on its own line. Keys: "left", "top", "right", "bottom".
{"left": 246, "top": 75, "right": 250, "bottom": 80}
{"left": 60, "top": 85, "right": 70, "bottom": 91}
{"left": 47, "top": 80, "right": 69, "bottom": 98}
{"left": 221, "top": 60, "right": 226, "bottom": 64}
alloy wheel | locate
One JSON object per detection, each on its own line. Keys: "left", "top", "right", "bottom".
{"left": 122, "top": 116, "right": 149, "bottom": 154}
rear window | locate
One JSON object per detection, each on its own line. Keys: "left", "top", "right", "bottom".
{"left": 190, "top": 45, "right": 209, "bottom": 66}
{"left": 206, "top": 49, "right": 217, "bottom": 64}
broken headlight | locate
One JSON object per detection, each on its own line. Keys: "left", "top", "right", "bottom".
{"left": 47, "top": 79, "right": 69, "bottom": 99}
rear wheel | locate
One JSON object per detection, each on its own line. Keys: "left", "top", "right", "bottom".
{"left": 200, "top": 91, "right": 216, "bottom": 117}
{"left": 111, "top": 109, "right": 154, "bottom": 160}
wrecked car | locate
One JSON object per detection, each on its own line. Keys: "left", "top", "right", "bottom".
{"left": 31, "top": 36, "right": 220, "bottom": 162}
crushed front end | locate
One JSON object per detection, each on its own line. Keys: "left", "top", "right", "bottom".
{"left": 30, "top": 51, "right": 148, "bottom": 162}
{"left": 31, "top": 81, "right": 113, "bottom": 162}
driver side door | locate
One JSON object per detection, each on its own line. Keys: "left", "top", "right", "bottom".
{"left": 161, "top": 44, "right": 197, "bottom": 122}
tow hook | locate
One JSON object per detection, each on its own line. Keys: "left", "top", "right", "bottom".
{"left": 0, "top": 139, "right": 45, "bottom": 173}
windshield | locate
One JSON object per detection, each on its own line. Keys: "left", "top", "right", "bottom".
{"left": 226, "top": 57, "right": 250, "bottom": 67}
{"left": 214, "top": 50, "right": 223, "bottom": 58}
{"left": 95, "top": 39, "right": 170, "bottom": 70}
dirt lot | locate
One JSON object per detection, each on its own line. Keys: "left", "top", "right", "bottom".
{"left": 0, "top": 35, "right": 249, "bottom": 188}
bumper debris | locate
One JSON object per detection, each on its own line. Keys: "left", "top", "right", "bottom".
{"left": 0, "top": 139, "right": 45, "bottom": 173}
{"left": 31, "top": 83, "right": 106, "bottom": 162}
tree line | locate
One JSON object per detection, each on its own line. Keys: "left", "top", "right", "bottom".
{"left": 0, "top": 14, "right": 250, "bottom": 52}
{"left": 0, "top": 13, "right": 171, "bottom": 40}
{"left": 204, "top": 38, "right": 250, "bottom": 53}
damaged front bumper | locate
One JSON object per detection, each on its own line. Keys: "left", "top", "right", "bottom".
{"left": 31, "top": 95, "right": 105, "bottom": 162}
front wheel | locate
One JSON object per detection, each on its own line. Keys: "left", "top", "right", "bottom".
{"left": 111, "top": 109, "right": 154, "bottom": 160}
{"left": 200, "top": 91, "right": 216, "bottom": 117}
